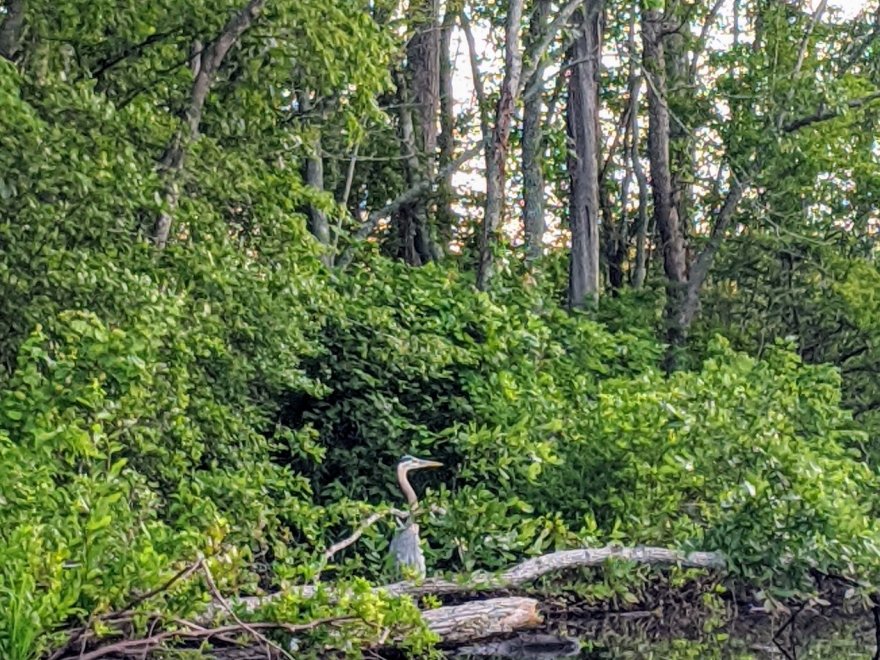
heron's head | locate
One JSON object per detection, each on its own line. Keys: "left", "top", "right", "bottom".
{"left": 398, "top": 454, "right": 443, "bottom": 473}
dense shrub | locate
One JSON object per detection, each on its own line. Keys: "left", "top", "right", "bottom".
{"left": 291, "top": 261, "right": 880, "bottom": 595}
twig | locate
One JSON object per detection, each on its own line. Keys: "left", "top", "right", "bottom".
{"left": 48, "top": 559, "right": 204, "bottom": 660}
{"left": 772, "top": 601, "right": 804, "bottom": 660}
{"left": 200, "top": 561, "right": 294, "bottom": 660}
{"left": 60, "top": 619, "right": 352, "bottom": 660}
{"left": 124, "top": 558, "right": 205, "bottom": 615}
{"left": 323, "top": 511, "right": 395, "bottom": 564}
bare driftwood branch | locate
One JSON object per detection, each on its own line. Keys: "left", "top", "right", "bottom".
{"left": 225, "top": 545, "right": 726, "bottom": 614}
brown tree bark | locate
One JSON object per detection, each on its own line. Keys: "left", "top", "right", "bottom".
{"left": 566, "top": 1, "right": 602, "bottom": 308}
{"left": 436, "top": 4, "right": 458, "bottom": 248}
{"left": 394, "top": 0, "right": 442, "bottom": 265}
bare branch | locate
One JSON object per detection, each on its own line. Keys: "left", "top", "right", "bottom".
{"left": 782, "top": 90, "right": 880, "bottom": 132}
{"left": 839, "top": 1, "right": 880, "bottom": 75}
{"left": 200, "top": 561, "right": 294, "bottom": 660}
{"left": 688, "top": 0, "right": 725, "bottom": 78}
{"left": 90, "top": 30, "right": 179, "bottom": 82}
{"left": 794, "top": 0, "right": 829, "bottom": 79}
{"left": 519, "top": 0, "right": 582, "bottom": 94}
{"left": 225, "top": 544, "right": 726, "bottom": 612}
{"left": 336, "top": 144, "right": 483, "bottom": 268}
{"left": 459, "top": 11, "right": 490, "bottom": 140}
{"left": 321, "top": 510, "right": 393, "bottom": 565}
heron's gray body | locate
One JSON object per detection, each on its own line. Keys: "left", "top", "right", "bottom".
{"left": 388, "top": 455, "right": 441, "bottom": 578}
{"left": 389, "top": 520, "right": 425, "bottom": 577}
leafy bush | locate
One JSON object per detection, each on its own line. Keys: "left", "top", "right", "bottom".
{"left": 292, "top": 261, "right": 880, "bottom": 597}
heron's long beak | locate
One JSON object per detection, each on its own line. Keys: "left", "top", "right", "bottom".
{"left": 418, "top": 459, "right": 443, "bottom": 468}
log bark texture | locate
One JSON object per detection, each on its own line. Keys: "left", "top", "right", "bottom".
{"left": 420, "top": 597, "right": 541, "bottom": 643}
{"left": 219, "top": 545, "right": 725, "bottom": 615}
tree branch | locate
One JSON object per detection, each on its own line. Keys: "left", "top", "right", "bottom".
{"left": 153, "top": 0, "right": 268, "bottom": 248}
{"left": 459, "top": 11, "right": 490, "bottom": 140}
{"left": 782, "top": 90, "right": 880, "bottom": 132}
{"left": 90, "top": 30, "right": 178, "bottom": 83}
{"left": 519, "top": 0, "right": 582, "bottom": 94}
{"left": 200, "top": 560, "right": 294, "bottom": 660}
{"left": 335, "top": 143, "right": 482, "bottom": 268}
{"left": 223, "top": 544, "right": 726, "bottom": 613}
{"left": 682, "top": 171, "right": 752, "bottom": 327}
{"left": 688, "top": 0, "right": 725, "bottom": 78}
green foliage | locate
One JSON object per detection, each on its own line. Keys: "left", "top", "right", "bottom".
{"left": 2, "top": 0, "right": 880, "bottom": 656}
{"left": 294, "top": 260, "right": 880, "bottom": 599}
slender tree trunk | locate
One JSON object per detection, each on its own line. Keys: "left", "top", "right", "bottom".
{"left": 153, "top": 0, "right": 267, "bottom": 248}
{"left": 305, "top": 136, "right": 330, "bottom": 248}
{"left": 630, "top": 76, "right": 650, "bottom": 290}
{"left": 300, "top": 94, "right": 331, "bottom": 262}
{"left": 436, "top": 5, "right": 457, "bottom": 249}
{"left": 664, "top": 1, "right": 693, "bottom": 239}
{"left": 395, "top": 79, "right": 432, "bottom": 265}
{"left": 566, "top": 1, "right": 602, "bottom": 308}
{"left": 476, "top": 0, "right": 525, "bottom": 290}
{"left": 521, "top": 0, "right": 550, "bottom": 262}
{"left": 0, "top": 0, "right": 25, "bottom": 61}
{"left": 641, "top": 8, "right": 688, "bottom": 358}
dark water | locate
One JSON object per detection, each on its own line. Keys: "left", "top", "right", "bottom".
{"left": 450, "top": 609, "right": 878, "bottom": 659}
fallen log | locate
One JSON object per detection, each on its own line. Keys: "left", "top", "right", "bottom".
{"left": 221, "top": 545, "right": 725, "bottom": 614}
{"left": 420, "top": 597, "right": 541, "bottom": 644}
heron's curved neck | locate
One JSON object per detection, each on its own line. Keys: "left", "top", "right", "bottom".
{"left": 397, "top": 464, "right": 419, "bottom": 509}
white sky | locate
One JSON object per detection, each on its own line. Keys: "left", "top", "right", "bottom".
{"left": 825, "top": 0, "right": 870, "bottom": 17}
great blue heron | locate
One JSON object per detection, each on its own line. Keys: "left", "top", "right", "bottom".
{"left": 388, "top": 454, "right": 442, "bottom": 578}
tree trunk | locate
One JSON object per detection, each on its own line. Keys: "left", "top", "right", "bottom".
{"left": 395, "top": 82, "right": 434, "bottom": 265}
{"left": 476, "top": 0, "right": 525, "bottom": 290}
{"left": 664, "top": 1, "right": 693, "bottom": 241}
{"left": 641, "top": 8, "right": 688, "bottom": 358}
{"left": 566, "top": 1, "right": 602, "bottom": 308}
{"left": 153, "top": 0, "right": 267, "bottom": 248}
{"left": 0, "top": 0, "right": 25, "bottom": 61}
{"left": 631, "top": 98, "right": 650, "bottom": 289}
{"left": 436, "top": 5, "right": 457, "bottom": 249}
{"left": 394, "top": 0, "right": 441, "bottom": 265}
{"left": 300, "top": 95, "right": 331, "bottom": 263}
{"left": 521, "top": 0, "right": 551, "bottom": 262}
